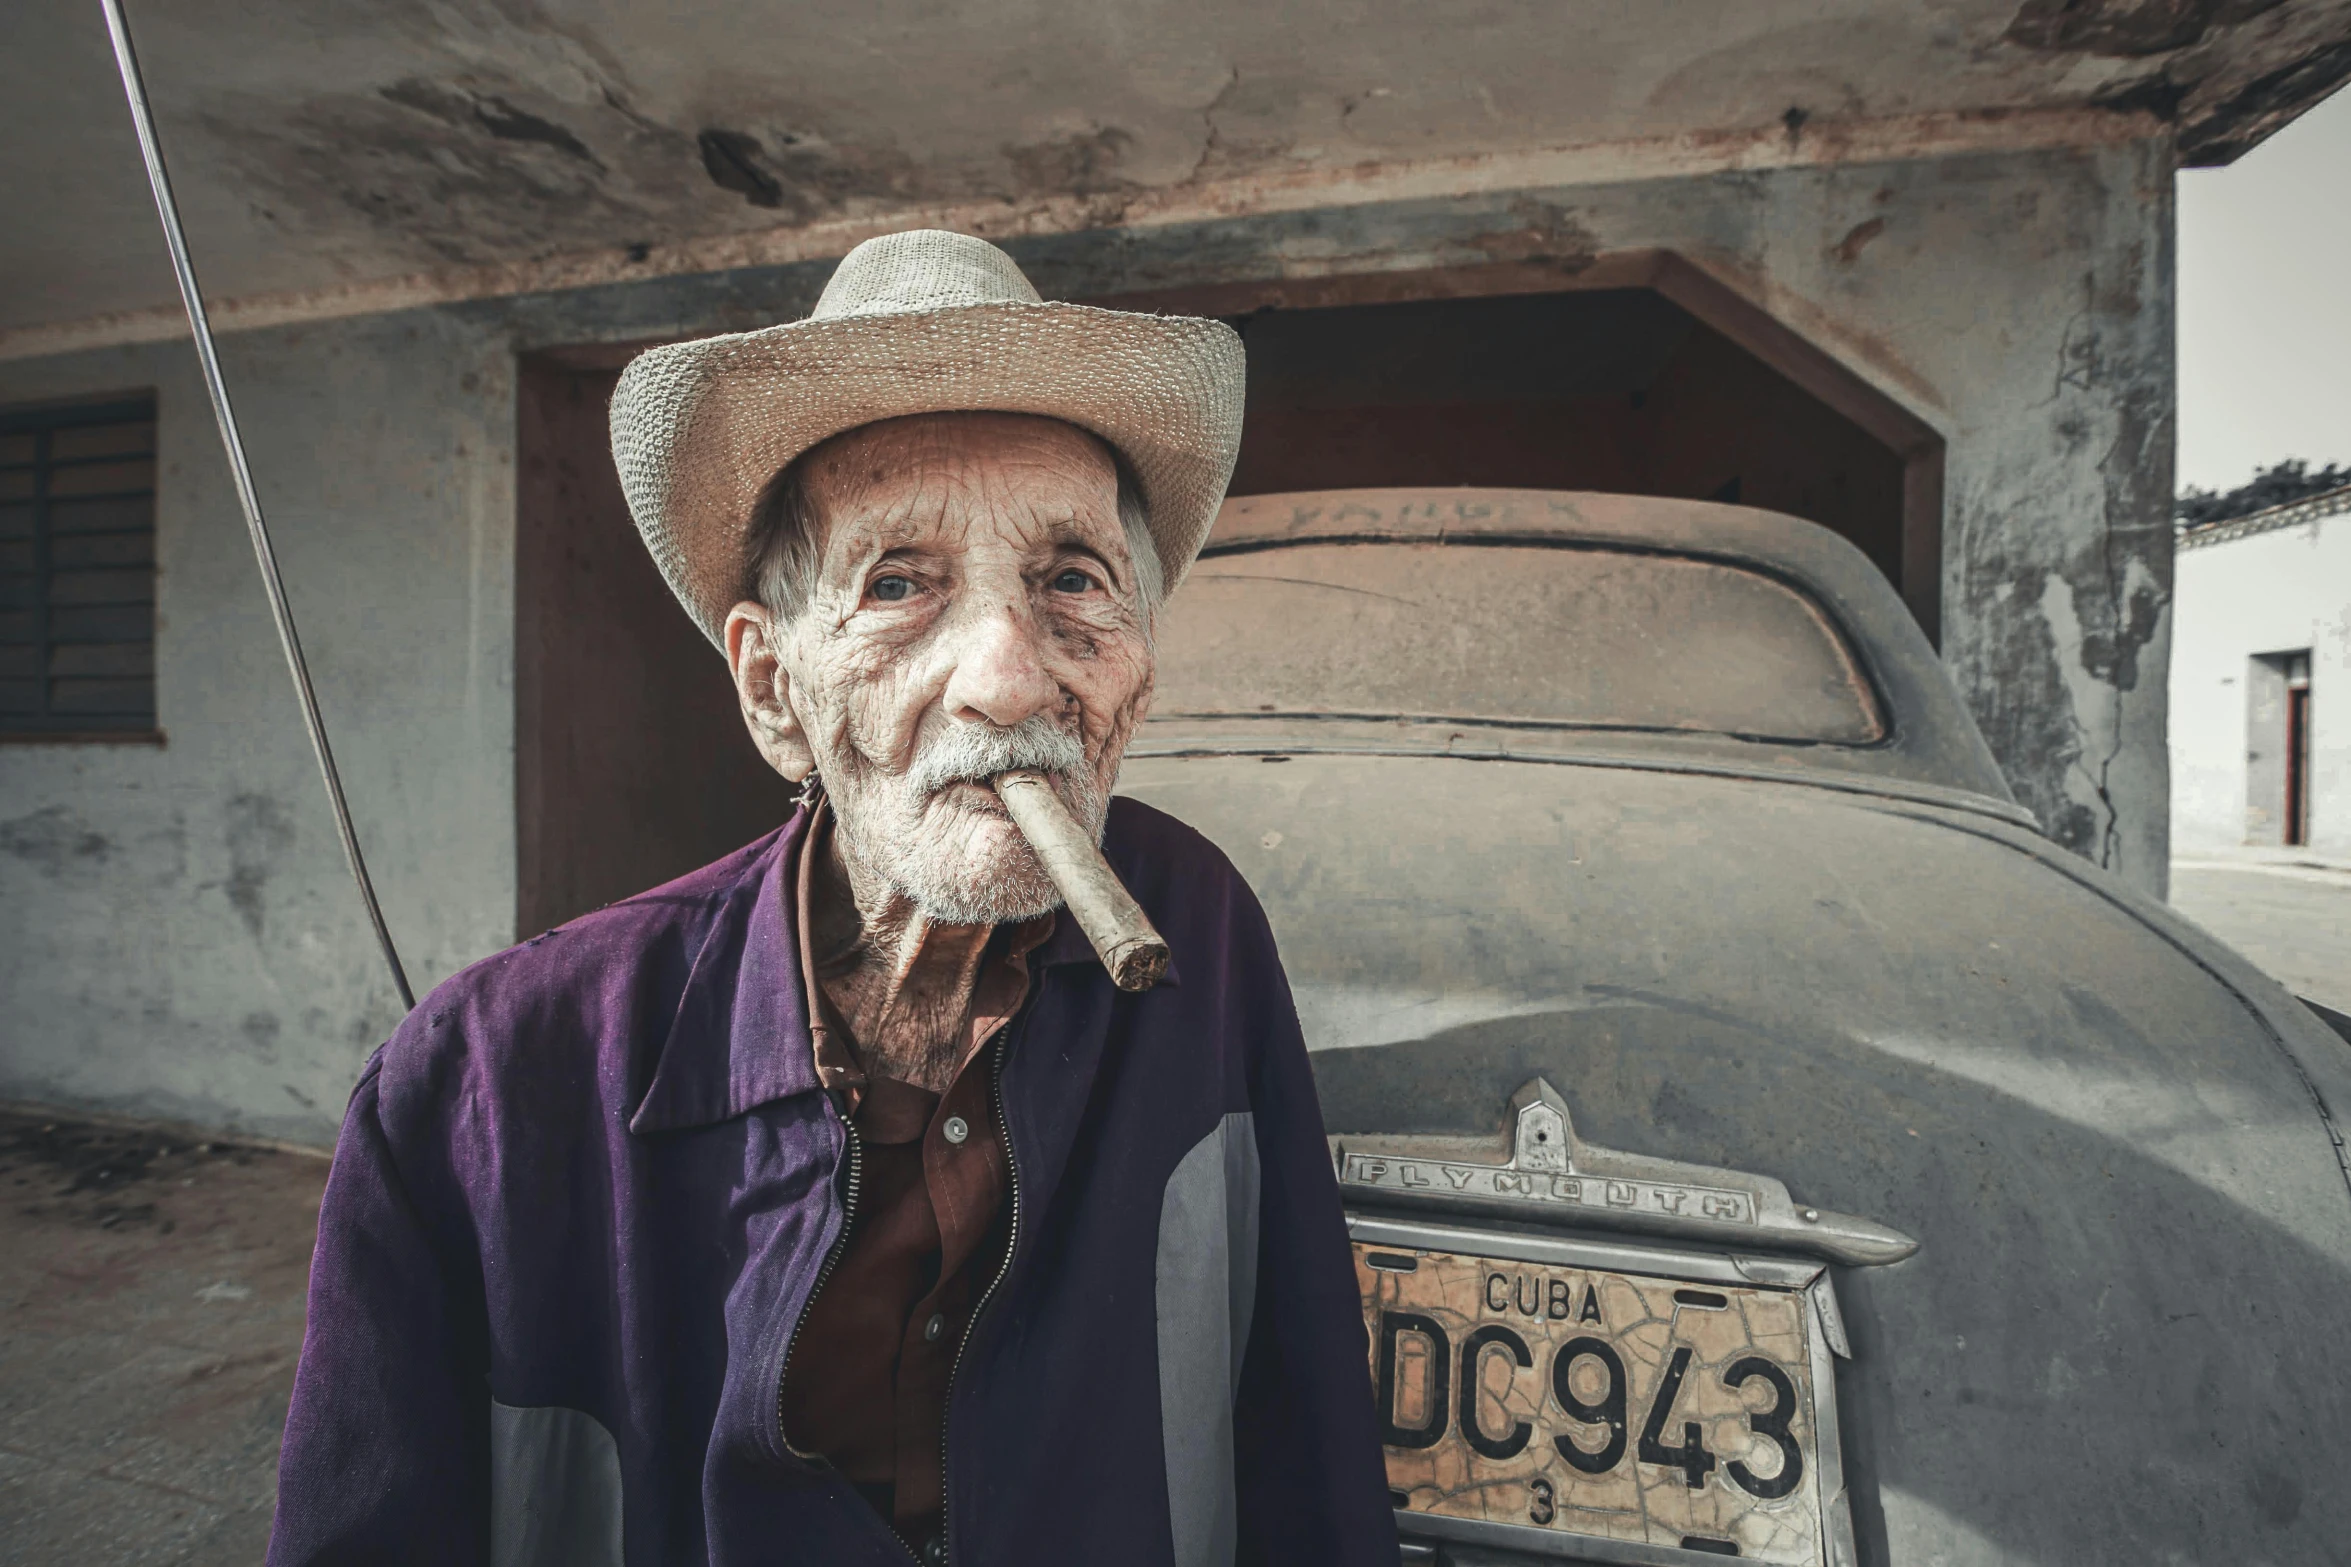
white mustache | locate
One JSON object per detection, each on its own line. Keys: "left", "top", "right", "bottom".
{"left": 907, "top": 717, "right": 1087, "bottom": 798}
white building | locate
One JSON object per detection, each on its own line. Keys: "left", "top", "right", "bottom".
{"left": 2171, "top": 484, "right": 2351, "bottom": 857}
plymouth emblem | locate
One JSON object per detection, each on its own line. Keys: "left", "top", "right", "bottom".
{"left": 1335, "top": 1079, "right": 1917, "bottom": 1268}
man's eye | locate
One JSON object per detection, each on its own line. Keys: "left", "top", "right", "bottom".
{"left": 870, "top": 575, "right": 915, "bottom": 603}
{"left": 1051, "top": 569, "right": 1095, "bottom": 594}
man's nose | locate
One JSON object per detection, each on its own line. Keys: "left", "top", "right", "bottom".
{"left": 940, "top": 597, "right": 1061, "bottom": 730}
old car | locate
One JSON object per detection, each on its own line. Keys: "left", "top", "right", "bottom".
{"left": 1117, "top": 488, "right": 2351, "bottom": 1566}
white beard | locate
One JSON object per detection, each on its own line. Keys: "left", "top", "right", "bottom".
{"left": 827, "top": 715, "right": 1109, "bottom": 926}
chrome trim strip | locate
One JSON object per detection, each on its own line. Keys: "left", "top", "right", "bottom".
{"left": 1336, "top": 1079, "right": 1918, "bottom": 1268}
{"left": 1808, "top": 1272, "right": 1852, "bottom": 1361}
{"left": 1808, "top": 1276, "right": 1858, "bottom": 1567}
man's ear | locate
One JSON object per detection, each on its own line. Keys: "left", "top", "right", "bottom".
{"left": 724, "top": 601, "right": 816, "bottom": 782}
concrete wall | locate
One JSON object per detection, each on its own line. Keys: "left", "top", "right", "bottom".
{"left": 0, "top": 137, "right": 2175, "bottom": 1142}
{"left": 2171, "top": 504, "right": 2351, "bottom": 856}
{"left": 0, "top": 316, "right": 518, "bottom": 1143}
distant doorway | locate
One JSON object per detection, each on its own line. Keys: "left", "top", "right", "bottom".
{"left": 2247, "top": 649, "right": 2314, "bottom": 847}
{"left": 2287, "top": 664, "right": 2313, "bottom": 847}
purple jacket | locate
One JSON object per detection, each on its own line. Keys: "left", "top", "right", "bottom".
{"left": 269, "top": 798, "right": 1398, "bottom": 1567}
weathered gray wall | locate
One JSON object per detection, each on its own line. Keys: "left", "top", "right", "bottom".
{"left": 0, "top": 315, "right": 517, "bottom": 1143}
{"left": 0, "top": 138, "right": 2173, "bottom": 1141}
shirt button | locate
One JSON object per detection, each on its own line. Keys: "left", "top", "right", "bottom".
{"left": 942, "top": 1116, "right": 969, "bottom": 1145}
{"left": 924, "top": 1312, "right": 946, "bottom": 1343}
{"left": 921, "top": 1537, "right": 947, "bottom": 1566}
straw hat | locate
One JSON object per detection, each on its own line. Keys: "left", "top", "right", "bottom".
{"left": 609, "top": 229, "right": 1247, "bottom": 647}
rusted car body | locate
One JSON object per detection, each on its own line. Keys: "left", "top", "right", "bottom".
{"left": 1119, "top": 489, "right": 2351, "bottom": 1566}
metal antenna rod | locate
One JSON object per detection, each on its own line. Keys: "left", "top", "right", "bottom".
{"left": 98, "top": 0, "right": 416, "bottom": 1011}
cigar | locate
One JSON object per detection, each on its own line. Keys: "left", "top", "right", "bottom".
{"left": 991, "top": 769, "right": 1170, "bottom": 992}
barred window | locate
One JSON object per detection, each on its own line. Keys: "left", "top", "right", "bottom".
{"left": 0, "top": 397, "right": 158, "bottom": 736}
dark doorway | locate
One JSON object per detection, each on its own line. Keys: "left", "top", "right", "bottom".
{"left": 2247, "top": 648, "right": 2314, "bottom": 848}
{"left": 1224, "top": 289, "right": 1906, "bottom": 595}
{"left": 1093, "top": 252, "right": 1944, "bottom": 644}
{"left": 515, "top": 354, "right": 792, "bottom": 938}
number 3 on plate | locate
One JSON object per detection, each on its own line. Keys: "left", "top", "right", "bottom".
{"left": 1724, "top": 1356, "right": 1804, "bottom": 1499}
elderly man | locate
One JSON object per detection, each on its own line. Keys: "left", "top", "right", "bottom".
{"left": 268, "top": 232, "right": 1397, "bottom": 1567}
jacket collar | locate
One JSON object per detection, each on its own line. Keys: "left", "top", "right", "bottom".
{"left": 629, "top": 809, "right": 822, "bottom": 1135}
{"left": 1034, "top": 907, "right": 1101, "bottom": 973}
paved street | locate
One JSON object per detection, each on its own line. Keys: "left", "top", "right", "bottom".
{"left": 2170, "top": 856, "right": 2351, "bottom": 1015}
{"left": 0, "top": 1110, "right": 322, "bottom": 1566}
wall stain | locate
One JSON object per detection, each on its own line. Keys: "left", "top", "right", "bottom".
{"left": 1831, "top": 216, "right": 1887, "bottom": 265}
{"left": 2179, "top": 37, "right": 2351, "bottom": 164}
{"left": 211, "top": 83, "right": 629, "bottom": 267}
{"left": 2093, "top": 74, "right": 2192, "bottom": 125}
{"left": 2003, "top": 0, "right": 2282, "bottom": 58}
{"left": 0, "top": 807, "right": 114, "bottom": 877}
{"left": 1003, "top": 125, "right": 1139, "bottom": 199}
{"left": 698, "top": 128, "right": 783, "bottom": 207}
{"left": 1960, "top": 550, "right": 2100, "bottom": 860}
{"left": 1458, "top": 198, "right": 1601, "bottom": 273}
{"left": 1954, "top": 244, "right": 2171, "bottom": 879}
{"left": 224, "top": 794, "right": 295, "bottom": 940}
{"left": 202, "top": 62, "right": 940, "bottom": 270}
{"left": 0, "top": 1108, "right": 280, "bottom": 1233}
{"left": 2060, "top": 375, "right": 2173, "bottom": 874}
{"left": 380, "top": 78, "right": 602, "bottom": 169}
{"left": 694, "top": 125, "right": 922, "bottom": 224}
{"left": 2084, "top": 395, "right": 2174, "bottom": 700}
{"left": 241, "top": 1011, "right": 283, "bottom": 1065}
{"left": 2245, "top": 1466, "right": 2304, "bottom": 1528}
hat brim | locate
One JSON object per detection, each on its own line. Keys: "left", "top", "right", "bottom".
{"left": 609, "top": 300, "right": 1246, "bottom": 648}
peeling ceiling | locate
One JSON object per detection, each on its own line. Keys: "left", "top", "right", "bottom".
{"left": 2, "top": 0, "right": 2347, "bottom": 337}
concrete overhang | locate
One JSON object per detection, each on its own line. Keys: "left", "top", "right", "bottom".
{"left": 3, "top": 0, "right": 2347, "bottom": 359}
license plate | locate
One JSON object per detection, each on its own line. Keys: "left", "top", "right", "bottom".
{"left": 1355, "top": 1221, "right": 1838, "bottom": 1565}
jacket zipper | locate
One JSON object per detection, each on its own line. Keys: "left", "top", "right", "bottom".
{"left": 936, "top": 1020, "right": 1027, "bottom": 1565}
{"left": 777, "top": 1109, "right": 864, "bottom": 1461}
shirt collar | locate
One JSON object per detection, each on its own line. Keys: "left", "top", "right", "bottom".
{"left": 1035, "top": 910, "right": 1106, "bottom": 972}
{"left": 628, "top": 809, "right": 822, "bottom": 1135}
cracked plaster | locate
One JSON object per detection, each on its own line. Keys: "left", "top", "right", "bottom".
{"left": 8, "top": 0, "right": 2348, "bottom": 336}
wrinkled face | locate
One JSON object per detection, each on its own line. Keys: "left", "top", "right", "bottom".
{"left": 725, "top": 412, "right": 1157, "bottom": 924}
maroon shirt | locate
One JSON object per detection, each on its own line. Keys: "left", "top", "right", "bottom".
{"left": 776, "top": 800, "right": 1051, "bottom": 1554}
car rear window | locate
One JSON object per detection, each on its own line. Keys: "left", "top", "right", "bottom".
{"left": 1150, "top": 541, "right": 1885, "bottom": 743}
